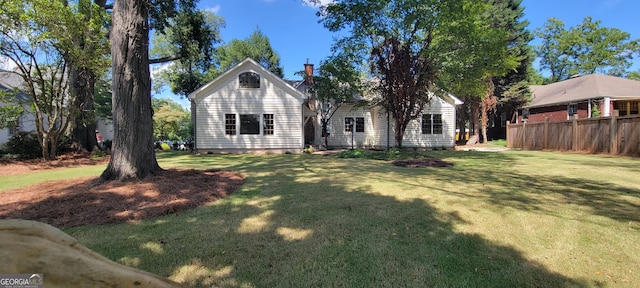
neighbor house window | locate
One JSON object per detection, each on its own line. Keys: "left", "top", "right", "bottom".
{"left": 355, "top": 117, "right": 364, "bottom": 132}
{"left": 239, "top": 72, "right": 260, "bottom": 88}
{"left": 7, "top": 119, "right": 19, "bottom": 136}
{"left": 344, "top": 117, "right": 364, "bottom": 132}
{"left": 225, "top": 114, "right": 236, "bottom": 135}
{"left": 568, "top": 103, "right": 578, "bottom": 116}
{"left": 240, "top": 114, "right": 260, "bottom": 134}
{"left": 422, "top": 114, "right": 443, "bottom": 134}
{"left": 263, "top": 114, "right": 274, "bottom": 135}
{"left": 345, "top": 117, "right": 354, "bottom": 132}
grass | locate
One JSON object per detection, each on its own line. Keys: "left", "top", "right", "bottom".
{"left": 5, "top": 150, "right": 640, "bottom": 287}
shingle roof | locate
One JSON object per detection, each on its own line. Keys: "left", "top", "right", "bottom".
{"left": 528, "top": 74, "right": 640, "bottom": 108}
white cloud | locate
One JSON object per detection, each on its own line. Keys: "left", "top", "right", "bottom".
{"left": 204, "top": 5, "right": 221, "bottom": 14}
{"left": 0, "top": 56, "right": 17, "bottom": 71}
{"left": 302, "top": 0, "right": 334, "bottom": 8}
{"left": 150, "top": 62, "right": 172, "bottom": 81}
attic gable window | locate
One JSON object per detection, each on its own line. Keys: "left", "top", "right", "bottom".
{"left": 239, "top": 72, "right": 260, "bottom": 88}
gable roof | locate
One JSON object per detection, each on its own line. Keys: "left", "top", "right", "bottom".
{"left": 528, "top": 74, "right": 640, "bottom": 108}
{"left": 0, "top": 70, "right": 29, "bottom": 101}
{"left": 187, "top": 58, "right": 307, "bottom": 101}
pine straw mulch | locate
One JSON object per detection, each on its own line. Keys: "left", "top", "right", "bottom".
{"left": 0, "top": 151, "right": 111, "bottom": 176}
{"left": 0, "top": 154, "right": 244, "bottom": 228}
{"left": 391, "top": 158, "right": 454, "bottom": 168}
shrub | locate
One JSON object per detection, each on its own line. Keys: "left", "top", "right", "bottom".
{"left": 4, "top": 131, "right": 41, "bottom": 159}
{"left": 160, "top": 143, "right": 171, "bottom": 150}
{"left": 56, "top": 134, "right": 75, "bottom": 154}
{"left": 303, "top": 146, "right": 315, "bottom": 154}
{"left": 90, "top": 148, "right": 106, "bottom": 161}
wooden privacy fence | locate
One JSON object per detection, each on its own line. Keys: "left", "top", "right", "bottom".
{"left": 506, "top": 115, "right": 640, "bottom": 156}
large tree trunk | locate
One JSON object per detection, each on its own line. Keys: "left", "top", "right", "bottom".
{"left": 470, "top": 99, "right": 480, "bottom": 139}
{"left": 101, "top": 0, "right": 162, "bottom": 180}
{"left": 394, "top": 117, "right": 405, "bottom": 148}
{"left": 71, "top": 66, "right": 98, "bottom": 152}
{"left": 457, "top": 100, "right": 467, "bottom": 144}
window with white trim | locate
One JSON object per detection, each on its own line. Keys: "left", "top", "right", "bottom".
{"left": 240, "top": 114, "right": 260, "bottom": 134}
{"left": 263, "top": 114, "right": 274, "bottom": 135}
{"left": 225, "top": 114, "right": 236, "bottom": 135}
{"left": 344, "top": 117, "right": 364, "bottom": 133}
{"left": 422, "top": 114, "right": 443, "bottom": 134}
{"left": 568, "top": 103, "right": 578, "bottom": 116}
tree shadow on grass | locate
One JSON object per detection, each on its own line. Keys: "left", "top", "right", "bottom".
{"left": 62, "top": 154, "right": 596, "bottom": 287}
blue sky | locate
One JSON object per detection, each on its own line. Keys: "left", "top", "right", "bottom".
{"left": 158, "top": 0, "right": 640, "bottom": 108}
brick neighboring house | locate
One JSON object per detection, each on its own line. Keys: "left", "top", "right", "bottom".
{"left": 517, "top": 74, "right": 640, "bottom": 123}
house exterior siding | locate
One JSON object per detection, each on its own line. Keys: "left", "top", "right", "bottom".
{"left": 190, "top": 59, "right": 305, "bottom": 153}
{"left": 400, "top": 97, "right": 457, "bottom": 148}
{"left": 325, "top": 104, "right": 375, "bottom": 148}
{"left": 189, "top": 58, "right": 461, "bottom": 153}
{"left": 324, "top": 97, "right": 457, "bottom": 149}
{"left": 525, "top": 102, "right": 590, "bottom": 122}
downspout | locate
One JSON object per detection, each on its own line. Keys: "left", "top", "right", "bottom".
{"left": 386, "top": 110, "right": 390, "bottom": 151}
{"left": 191, "top": 98, "right": 197, "bottom": 152}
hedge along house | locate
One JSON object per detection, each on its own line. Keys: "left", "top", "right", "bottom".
{"left": 188, "top": 58, "right": 462, "bottom": 153}
{"left": 518, "top": 74, "right": 640, "bottom": 123}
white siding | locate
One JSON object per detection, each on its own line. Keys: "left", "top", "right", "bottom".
{"left": 401, "top": 97, "right": 457, "bottom": 148}
{"left": 326, "top": 104, "right": 375, "bottom": 148}
{"left": 194, "top": 69, "right": 303, "bottom": 152}
{"left": 371, "top": 97, "right": 457, "bottom": 149}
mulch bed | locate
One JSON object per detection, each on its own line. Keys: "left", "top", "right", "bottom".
{"left": 0, "top": 165, "right": 244, "bottom": 228}
{"left": 0, "top": 151, "right": 109, "bottom": 176}
{"left": 392, "top": 158, "right": 454, "bottom": 168}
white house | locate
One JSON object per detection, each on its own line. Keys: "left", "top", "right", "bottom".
{"left": 0, "top": 70, "right": 113, "bottom": 149}
{"left": 0, "top": 71, "right": 34, "bottom": 146}
{"left": 188, "top": 58, "right": 462, "bottom": 153}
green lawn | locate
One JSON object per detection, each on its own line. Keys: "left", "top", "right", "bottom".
{"left": 4, "top": 150, "right": 640, "bottom": 287}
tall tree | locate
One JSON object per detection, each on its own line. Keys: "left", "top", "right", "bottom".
{"left": 319, "top": 0, "right": 504, "bottom": 147}
{"left": 210, "top": 28, "right": 284, "bottom": 78}
{"left": 152, "top": 98, "right": 190, "bottom": 141}
{"left": 487, "top": 0, "right": 532, "bottom": 138}
{"left": 0, "top": 0, "right": 97, "bottom": 159}
{"left": 150, "top": 9, "right": 224, "bottom": 97}
{"left": 65, "top": 0, "right": 111, "bottom": 152}
{"left": 535, "top": 17, "right": 640, "bottom": 83}
{"left": 101, "top": 0, "right": 218, "bottom": 180}
{"left": 437, "top": 1, "right": 520, "bottom": 143}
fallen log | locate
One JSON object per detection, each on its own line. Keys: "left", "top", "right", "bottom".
{"left": 0, "top": 219, "right": 182, "bottom": 288}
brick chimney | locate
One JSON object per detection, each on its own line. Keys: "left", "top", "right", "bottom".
{"left": 304, "top": 59, "right": 313, "bottom": 86}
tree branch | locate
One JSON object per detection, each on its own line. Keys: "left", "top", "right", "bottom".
{"left": 149, "top": 54, "right": 183, "bottom": 64}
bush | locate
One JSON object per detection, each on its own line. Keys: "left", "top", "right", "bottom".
{"left": 90, "top": 148, "right": 106, "bottom": 161}
{"left": 334, "top": 147, "right": 426, "bottom": 161}
{"left": 303, "top": 146, "right": 315, "bottom": 154}
{"left": 4, "top": 131, "right": 41, "bottom": 159}
{"left": 56, "top": 134, "right": 75, "bottom": 154}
